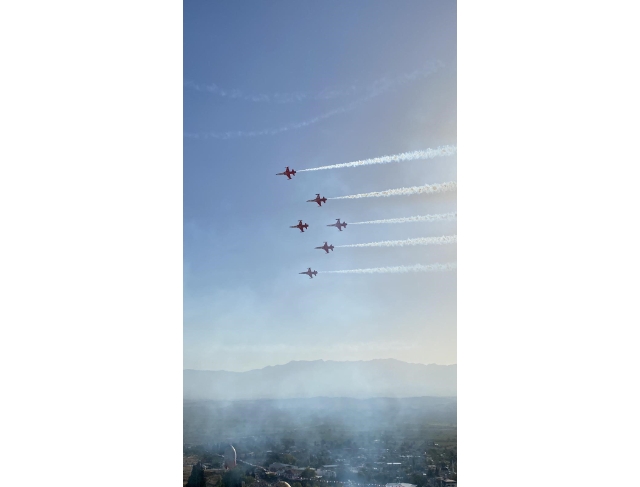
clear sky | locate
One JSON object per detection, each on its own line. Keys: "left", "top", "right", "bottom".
{"left": 184, "top": 0, "right": 457, "bottom": 371}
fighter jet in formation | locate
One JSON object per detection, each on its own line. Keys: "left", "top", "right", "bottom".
{"left": 290, "top": 220, "right": 309, "bottom": 232}
{"left": 299, "top": 268, "right": 318, "bottom": 279}
{"left": 307, "top": 194, "right": 328, "bottom": 207}
{"left": 327, "top": 218, "right": 347, "bottom": 231}
{"left": 276, "top": 167, "right": 296, "bottom": 179}
{"left": 315, "top": 242, "right": 334, "bottom": 253}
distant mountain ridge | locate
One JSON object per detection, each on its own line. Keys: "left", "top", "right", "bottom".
{"left": 184, "top": 359, "right": 456, "bottom": 400}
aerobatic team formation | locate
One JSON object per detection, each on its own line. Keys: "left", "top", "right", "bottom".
{"left": 276, "top": 146, "right": 458, "bottom": 279}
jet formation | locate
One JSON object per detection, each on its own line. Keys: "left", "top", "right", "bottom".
{"left": 276, "top": 148, "right": 456, "bottom": 279}
{"left": 278, "top": 168, "right": 347, "bottom": 278}
{"left": 307, "top": 193, "right": 327, "bottom": 207}
{"left": 315, "top": 242, "right": 334, "bottom": 253}
{"left": 327, "top": 218, "right": 347, "bottom": 231}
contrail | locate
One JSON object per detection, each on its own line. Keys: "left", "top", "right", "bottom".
{"left": 350, "top": 212, "right": 457, "bottom": 225}
{"left": 330, "top": 182, "right": 456, "bottom": 200}
{"left": 336, "top": 236, "right": 456, "bottom": 248}
{"left": 183, "top": 63, "right": 440, "bottom": 103}
{"left": 184, "top": 101, "right": 358, "bottom": 140}
{"left": 184, "top": 64, "right": 441, "bottom": 139}
{"left": 183, "top": 80, "right": 307, "bottom": 103}
{"left": 323, "top": 263, "right": 457, "bottom": 274}
{"left": 298, "top": 146, "right": 456, "bottom": 172}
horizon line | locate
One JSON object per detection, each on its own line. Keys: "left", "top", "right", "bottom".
{"left": 184, "top": 358, "right": 457, "bottom": 373}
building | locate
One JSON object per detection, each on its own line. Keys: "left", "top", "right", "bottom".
{"left": 429, "top": 478, "right": 456, "bottom": 487}
{"left": 316, "top": 469, "right": 336, "bottom": 478}
{"left": 269, "top": 463, "right": 295, "bottom": 473}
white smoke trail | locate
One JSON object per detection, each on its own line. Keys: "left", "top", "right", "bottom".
{"left": 330, "top": 182, "right": 456, "bottom": 200}
{"left": 183, "top": 63, "right": 440, "bottom": 103}
{"left": 184, "top": 100, "right": 361, "bottom": 139}
{"left": 298, "top": 146, "right": 456, "bottom": 172}
{"left": 184, "top": 64, "right": 441, "bottom": 139}
{"left": 350, "top": 212, "right": 457, "bottom": 225}
{"left": 323, "top": 262, "right": 457, "bottom": 274}
{"left": 336, "top": 236, "right": 456, "bottom": 248}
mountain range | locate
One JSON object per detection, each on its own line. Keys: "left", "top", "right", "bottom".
{"left": 184, "top": 359, "right": 456, "bottom": 401}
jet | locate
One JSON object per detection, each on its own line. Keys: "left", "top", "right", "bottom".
{"left": 276, "top": 167, "right": 296, "bottom": 179}
{"left": 327, "top": 218, "right": 347, "bottom": 231}
{"left": 307, "top": 193, "right": 328, "bottom": 207}
{"left": 315, "top": 242, "right": 334, "bottom": 253}
{"left": 299, "top": 268, "right": 318, "bottom": 279}
{"left": 290, "top": 220, "right": 309, "bottom": 232}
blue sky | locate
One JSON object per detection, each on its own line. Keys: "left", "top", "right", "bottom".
{"left": 184, "top": 0, "right": 457, "bottom": 371}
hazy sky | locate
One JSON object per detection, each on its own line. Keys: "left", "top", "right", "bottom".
{"left": 184, "top": 0, "right": 457, "bottom": 371}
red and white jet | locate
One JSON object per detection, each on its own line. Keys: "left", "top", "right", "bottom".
{"left": 327, "top": 218, "right": 347, "bottom": 231}
{"left": 307, "top": 193, "right": 327, "bottom": 207}
{"left": 290, "top": 220, "right": 309, "bottom": 232}
{"left": 315, "top": 242, "right": 334, "bottom": 253}
{"left": 276, "top": 167, "right": 296, "bottom": 179}
{"left": 299, "top": 268, "right": 318, "bottom": 279}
